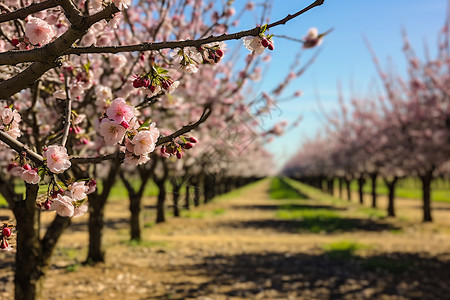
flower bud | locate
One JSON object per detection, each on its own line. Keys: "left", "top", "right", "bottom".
{"left": 11, "top": 38, "right": 19, "bottom": 46}
{"left": 120, "top": 121, "right": 130, "bottom": 129}
{"left": 22, "top": 164, "right": 31, "bottom": 171}
{"left": 0, "top": 239, "right": 9, "bottom": 249}
{"left": 268, "top": 43, "right": 274, "bottom": 51}
{"left": 184, "top": 143, "right": 194, "bottom": 149}
{"left": 216, "top": 49, "right": 224, "bottom": 57}
{"left": 176, "top": 151, "right": 183, "bottom": 159}
{"left": 2, "top": 227, "right": 11, "bottom": 237}
{"left": 44, "top": 200, "right": 52, "bottom": 210}
{"left": 189, "top": 137, "right": 198, "bottom": 143}
{"left": 7, "top": 163, "right": 18, "bottom": 172}
{"left": 261, "top": 38, "right": 269, "bottom": 48}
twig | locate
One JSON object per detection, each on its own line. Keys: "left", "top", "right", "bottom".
{"left": 60, "top": 76, "right": 72, "bottom": 147}
{"left": 0, "top": 0, "right": 324, "bottom": 65}
{"left": 0, "top": 0, "right": 59, "bottom": 24}
{"left": 0, "top": 130, "right": 43, "bottom": 164}
{"left": 71, "top": 104, "right": 213, "bottom": 165}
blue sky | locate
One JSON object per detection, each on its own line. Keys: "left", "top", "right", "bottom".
{"left": 233, "top": 0, "right": 447, "bottom": 170}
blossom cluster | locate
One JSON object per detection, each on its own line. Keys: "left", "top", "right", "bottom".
{"left": 170, "top": 47, "right": 203, "bottom": 73}
{"left": 43, "top": 180, "right": 95, "bottom": 218}
{"left": 133, "top": 65, "right": 180, "bottom": 97}
{"left": 198, "top": 42, "right": 226, "bottom": 64}
{"left": 160, "top": 136, "right": 197, "bottom": 159}
{"left": 0, "top": 105, "right": 21, "bottom": 139}
{"left": 0, "top": 224, "right": 13, "bottom": 252}
{"left": 243, "top": 35, "right": 274, "bottom": 55}
{"left": 99, "top": 98, "right": 160, "bottom": 165}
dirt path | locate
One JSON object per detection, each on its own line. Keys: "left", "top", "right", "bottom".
{"left": 1, "top": 179, "right": 450, "bottom": 299}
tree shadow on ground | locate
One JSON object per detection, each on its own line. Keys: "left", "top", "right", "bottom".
{"left": 218, "top": 217, "right": 400, "bottom": 233}
{"left": 66, "top": 217, "right": 129, "bottom": 232}
{"left": 149, "top": 251, "right": 450, "bottom": 300}
{"left": 231, "top": 204, "right": 347, "bottom": 211}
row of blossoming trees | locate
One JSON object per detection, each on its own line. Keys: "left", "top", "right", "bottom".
{"left": 0, "top": 0, "right": 325, "bottom": 299}
{"left": 283, "top": 22, "right": 450, "bottom": 223}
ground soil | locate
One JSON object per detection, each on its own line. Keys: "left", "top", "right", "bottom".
{"left": 0, "top": 179, "right": 450, "bottom": 299}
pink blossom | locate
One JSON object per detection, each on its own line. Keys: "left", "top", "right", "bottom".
{"left": 111, "top": 54, "right": 127, "bottom": 71}
{"left": 106, "top": 98, "right": 134, "bottom": 124}
{"left": 21, "top": 168, "right": 40, "bottom": 184}
{"left": 131, "top": 124, "right": 159, "bottom": 156}
{"left": 243, "top": 36, "right": 266, "bottom": 55}
{"left": 303, "top": 28, "right": 323, "bottom": 49}
{"left": 73, "top": 203, "right": 88, "bottom": 218}
{"left": 45, "top": 145, "right": 71, "bottom": 174}
{"left": 51, "top": 195, "right": 74, "bottom": 217}
{"left": 25, "top": 17, "right": 55, "bottom": 45}
{"left": 99, "top": 119, "right": 127, "bottom": 145}
{"left": 124, "top": 152, "right": 151, "bottom": 166}
{"left": 68, "top": 181, "right": 89, "bottom": 201}
{"left": 113, "top": 0, "right": 131, "bottom": 10}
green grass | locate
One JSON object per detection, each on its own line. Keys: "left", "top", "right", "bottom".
{"left": 269, "top": 177, "right": 306, "bottom": 199}
{"left": 347, "top": 177, "right": 450, "bottom": 203}
{"left": 183, "top": 211, "right": 205, "bottom": 219}
{"left": 144, "top": 221, "right": 155, "bottom": 228}
{"left": 182, "top": 208, "right": 226, "bottom": 219}
{"left": 322, "top": 241, "right": 368, "bottom": 259}
{"left": 284, "top": 178, "right": 343, "bottom": 205}
{"left": 121, "top": 239, "right": 169, "bottom": 248}
{"left": 276, "top": 204, "right": 358, "bottom": 233}
{"left": 356, "top": 207, "right": 386, "bottom": 219}
{"left": 65, "top": 264, "right": 81, "bottom": 272}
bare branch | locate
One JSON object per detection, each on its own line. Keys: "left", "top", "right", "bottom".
{"left": 0, "top": 0, "right": 59, "bottom": 24}
{"left": 60, "top": 80, "right": 72, "bottom": 147}
{"left": 0, "top": 131, "right": 43, "bottom": 164}
{"left": 267, "top": 0, "right": 324, "bottom": 29}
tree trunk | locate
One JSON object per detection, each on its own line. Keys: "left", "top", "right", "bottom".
{"left": 338, "top": 177, "right": 343, "bottom": 199}
{"left": 194, "top": 181, "right": 200, "bottom": 207}
{"left": 384, "top": 177, "right": 398, "bottom": 217}
{"left": 358, "top": 176, "right": 365, "bottom": 204}
{"left": 171, "top": 179, "right": 181, "bottom": 217}
{"left": 86, "top": 160, "right": 120, "bottom": 264}
{"left": 184, "top": 184, "right": 190, "bottom": 210}
{"left": 420, "top": 170, "right": 433, "bottom": 222}
{"left": 203, "top": 175, "right": 212, "bottom": 203}
{"left": 327, "top": 179, "right": 334, "bottom": 196}
{"left": 345, "top": 178, "right": 351, "bottom": 201}
{"left": 370, "top": 173, "right": 377, "bottom": 208}
{"left": 156, "top": 180, "right": 166, "bottom": 223}
{"left": 13, "top": 184, "right": 43, "bottom": 300}
{"left": 13, "top": 184, "right": 71, "bottom": 300}
{"left": 129, "top": 195, "right": 142, "bottom": 241}
{"left": 87, "top": 193, "right": 106, "bottom": 263}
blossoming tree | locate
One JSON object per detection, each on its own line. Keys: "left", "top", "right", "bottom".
{"left": 0, "top": 0, "right": 327, "bottom": 299}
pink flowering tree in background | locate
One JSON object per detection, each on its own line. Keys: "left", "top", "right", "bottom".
{"left": 0, "top": 0, "right": 327, "bottom": 299}
{"left": 284, "top": 17, "right": 450, "bottom": 223}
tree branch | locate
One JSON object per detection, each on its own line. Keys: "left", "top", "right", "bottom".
{"left": 70, "top": 104, "right": 213, "bottom": 165}
{"left": 0, "top": 4, "right": 120, "bottom": 99}
{"left": 0, "top": 0, "right": 323, "bottom": 64}
{"left": 61, "top": 79, "right": 72, "bottom": 147}
{"left": 0, "top": 0, "right": 59, "bottom": 24}
{"left": 0, "top": 130, "right": 43, "bottom": 164}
